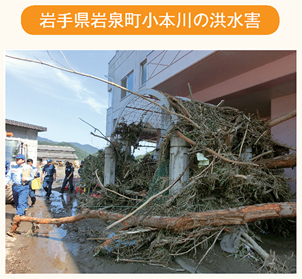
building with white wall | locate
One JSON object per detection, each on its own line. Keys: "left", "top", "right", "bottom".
{"left": 106, "top": 50, "right": 215, "bottom": 137}
{"left": 5, "top": 119, "right": 47, "bottom": 166}
{"left": 106, "top": 50, "right": 296, "bottom": 193}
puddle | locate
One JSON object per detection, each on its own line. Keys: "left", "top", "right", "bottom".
{"left": 39, "top": 189, "right": 80, "bottom": 216}
{"left": 34, "top": 227, "right": 78, "bottom": 272}
{"left": 61, "top": 194, "right": 78, "bottom": 216}
{"left": 32, "top": 226, "right": 66, "bottom": 243}
{"left": 29, "top": 192, "right": 79, "bottom": 273}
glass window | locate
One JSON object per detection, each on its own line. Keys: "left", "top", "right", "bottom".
{"left": 108, "top": 89, "right": 113, "bottom": 108}
{"left": 121, "top": 71, "right": 133, "bottom": 100}
{"left": 121, "top": 77, "right": 127, "bottom": 99}
{"left": 141, "top": 60, "right": 147, "bottom": 86}
{"left": 128, "top": 71, "right": 133, "bottom": 91}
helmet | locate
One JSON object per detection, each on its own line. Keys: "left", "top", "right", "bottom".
{"left": 15, "top": 154, "right": 25, "bottom": 160}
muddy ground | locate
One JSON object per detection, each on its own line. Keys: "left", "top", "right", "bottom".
{"left": 5, "top": 174, "right": 297, "bottom": 274}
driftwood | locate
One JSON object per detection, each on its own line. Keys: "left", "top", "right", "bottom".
{"left": 241, "top": 232, "right": 270, "bottom": 262}
{"left": 205, "top": 146, "right": 259, "bottom": 167}
{"left": 103, "top": 160, "right": 191, "bottom": 231}
{"left": 256, "top": 153, "right": 296, "bottom": 169}
{"left": 271, "top": 138, "right": 296, "bottom": 151}
{"left": 177, "top": 131, "right": 259, "bottom": 167}
{"left": 95, "top": 170, "right": 140, "bottom": 201}
{"left": 267, "top": 110, "right": 296, "bottom": 127}
{"left": 10, "top": 202, "right": 296, "bottom": 234}
{"left": 177, "top": 131, "right": 296, "bottom": 169}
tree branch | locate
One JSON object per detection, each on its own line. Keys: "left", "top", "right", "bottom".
{"left": 103, "top": 159, "right": 191, "bottom": 231}
{"left": 267, "top": 110, "right": 296, "bottom": 127}
{"left": 176, "top": 131, "right": 259, "bottom": 167}
{"left": 94, "top": 170, "right": 140, "bottom": 201}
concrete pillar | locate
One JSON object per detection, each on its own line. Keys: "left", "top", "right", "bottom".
{"left": 169, "top": 136, "right": 190, "bottom": 195}
{"left": 104, "top": 146, "right": 116, "bottom": 186}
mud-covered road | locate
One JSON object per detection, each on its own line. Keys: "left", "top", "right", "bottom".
{"left": 5, "top": 178, "right": 297, "bottom": 274}
{"left": 5, "top": 179, "right": 186, "bottom": 273}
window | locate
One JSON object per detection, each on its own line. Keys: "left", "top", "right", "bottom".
{"left": 108, "top": 88, "right": 113, "bottom": 108}
{"left": 121, "top": 71, "right": 133, "bottom": 99}
{"left": 140, "top": 60, "right": 147, "bottom": 86}
{"left": 111, "top": 118, "right": 117, "bottom": 136}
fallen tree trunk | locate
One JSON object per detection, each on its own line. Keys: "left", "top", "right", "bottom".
{"left": 10, "top": 209, "right": 126, "bottom": 234}
{"left": 256, "top": 153, "right": 296, "bottom": 169}
{"left": 10, "top": 202, "right": 296, "bottom": 234}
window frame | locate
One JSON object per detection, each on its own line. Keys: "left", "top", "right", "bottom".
{"left": 121, "top": 71, "right": 134, "bottom": 100}
{"left": 140, "top": 59, "right": 147, "bottom": 87}
{"left": 108, "top": 88, "right": 113, "bottom": 108}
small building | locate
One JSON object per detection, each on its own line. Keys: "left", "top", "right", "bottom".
{"left": 5, "top": 119, "right": 47, "bottom": 166}
{"left": 37, "top": 145, "right": 78, "bottom": 164}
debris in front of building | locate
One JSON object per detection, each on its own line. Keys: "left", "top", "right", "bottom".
{"left": 8, "top": 95, "right": 296, "bottom": 273}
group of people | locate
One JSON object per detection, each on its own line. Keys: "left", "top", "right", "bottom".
{"left": 5, "top": 154, "right": 83, "bottom": 217}
{"left": 40, "top": 160, "right": 76, "bottom": 196}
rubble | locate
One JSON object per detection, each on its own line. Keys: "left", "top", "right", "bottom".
{"left": 10, "top": 96, "right": 296, "bottom": 273}
{"left": 76, "top": 96, "right": 295, "bottom": 272}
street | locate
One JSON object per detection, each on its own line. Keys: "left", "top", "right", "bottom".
{"left": 5, "top": 179, "right": 183, "bottom": 273}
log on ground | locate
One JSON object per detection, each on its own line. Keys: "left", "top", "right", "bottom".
{"left": 10, "top": 202, "right": 296, "bottom": 233}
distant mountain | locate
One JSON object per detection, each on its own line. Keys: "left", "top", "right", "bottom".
{"left": 38, "top": 136, "right": 57, "bottom": 143}
{"left": 38, "top": 136, "right": 99, "bottom": 160}
{"left": 69, "top": 142, "right": 99, "bottom": 155}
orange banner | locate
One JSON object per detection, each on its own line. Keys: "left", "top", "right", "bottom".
{"left": 21, "top": 5, "right": 279, "bottom": 35}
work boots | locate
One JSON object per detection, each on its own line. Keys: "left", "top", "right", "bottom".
{"left": 31, "top": 198, "right": 36, "bottom": 207}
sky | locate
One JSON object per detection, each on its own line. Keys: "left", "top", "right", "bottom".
{"left": 5, "top": 50, "right": 116, "bottom": 150}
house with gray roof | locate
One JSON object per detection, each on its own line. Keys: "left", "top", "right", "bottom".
{"left": 37, "top": 145, "right": 78, "bottom": 163}
{"left": 5, "top": 119, "right": 47, "bottom": 166}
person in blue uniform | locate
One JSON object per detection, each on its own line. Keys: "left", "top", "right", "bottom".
{"left": 26, "top": 158, "right": 40, "bottom": 206}
{"left": 78, "top": 160, "right": 84, "bottom": 176}
{"left": 5, "top": 154, "right": 34, "bottom": 216}
{"left": 41, "top": 159, "right": 56, "bottom": 198}
{"left": 61, "top": 161, "right": 74, "bottom": 194}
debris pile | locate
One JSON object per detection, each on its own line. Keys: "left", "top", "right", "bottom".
{"left": 77, "top": 96, "right": 295, "bottom": 272}
{"left": 10, "top": 95, "right": 296, "bottom": 273}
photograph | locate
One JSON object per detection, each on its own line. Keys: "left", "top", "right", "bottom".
{"left": 1, "top": 1, "right": 300, "bottom": 276}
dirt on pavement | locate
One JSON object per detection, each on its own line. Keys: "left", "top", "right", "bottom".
{"left": 5, "top": 177, "right": 297, "bottom": 274}
{"left": 5, "top": 178, "right": 182, "bottom": 274}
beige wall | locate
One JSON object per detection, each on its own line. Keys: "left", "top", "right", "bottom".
{"left": 271, "top": 94, "right": 296, "bottom": 148}
{"left": 271, "top": 94, "right": 296, "bottom": 196}
{"left": 191, "top": 53, "right": 296, "bottom": 104}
